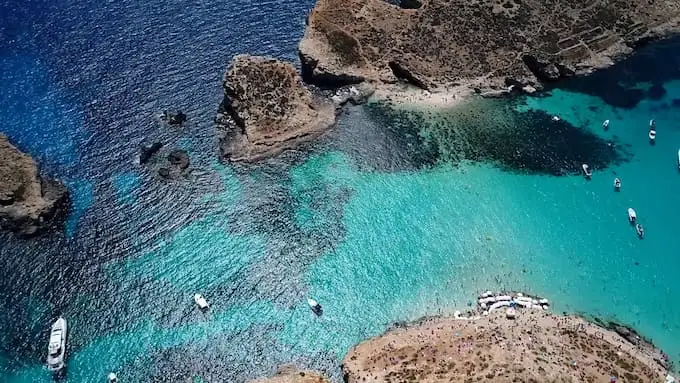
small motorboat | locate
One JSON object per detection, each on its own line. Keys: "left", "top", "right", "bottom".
{"left": 650, "top": 119, "right": 656, "bottom": 128}
{"left": 194, "top": 294, "right": 209, "bottom": 310}
{"left": 46, "top": 317, "right": 67, "bottom": 372}
{"left": 636, "top": 223, "right": 644, "bottom": 239}
{"left": 628, "top": 208, "right": 637, "bottom": 224}
{"left": 677, "top": 149, "right": 680, "bottom": 171}
{"left": 614, "top": 178, "right": 621, "bottom": 191}
{"left": 307, "top": 298, "right": 322, "bottom": 315}
{"left": 581, "top": 164, "right": 592, "bottom": 179}
{"left": 649, "top": 129, "right": 657, "bottom": 143}
{"left": 552, "top": 115, "right": 561, "bottom": 122}
{"left": 108, "top": 372, "right": 119, "bottom": 383}
{"left": 603, "top": 119, "right": 610, "bottom": 130}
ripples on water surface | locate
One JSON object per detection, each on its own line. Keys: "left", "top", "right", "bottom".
{"left": 2, "top": 0, "right": 680, "bottom": 381}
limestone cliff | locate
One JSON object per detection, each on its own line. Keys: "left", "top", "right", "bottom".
{"left": 299, "top": 0, "right": 680, "bottom": 91}
{"left": 0, "top": 134, "right": 69, "bottom": 236}
{"left": 217, "top": 55, "right": 336, "bottom": 162}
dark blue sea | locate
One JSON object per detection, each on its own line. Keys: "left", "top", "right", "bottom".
{"left": 2, "top": 0, "right": 680, "bottom": 381}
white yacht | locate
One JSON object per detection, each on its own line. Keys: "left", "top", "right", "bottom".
{"left": 46, "top": 317, "right": 67, "bottom": 372}
{"left": 614, "top": 177, "right": 621, "bottom": 191}
{"left": 194, "top": 294, "right": 209, "bottom": 310}
{"left": 677, "top": 149, "right": 680, "bottom": 170}
{"left": 649, "top": 129, "right": 657, "bottom": 142}
{"left": 628, "top": 208, "right": 637, "bottom": 224}
{"left": 602, "top": 119, "right": 610, "bottom": 129}
{"left": 581, "top": 164, "right": 592, "bottom": 179}
{"left": 307, "top": 298, "right": 322, "bottom": 315}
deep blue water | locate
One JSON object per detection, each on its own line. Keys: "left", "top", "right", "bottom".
{"left": 2, "top": 0, "right": 680, "bottom": 382}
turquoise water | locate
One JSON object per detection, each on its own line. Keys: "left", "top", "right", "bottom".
{"left": 2, "top": 4, "right": 680, "bottom": 378}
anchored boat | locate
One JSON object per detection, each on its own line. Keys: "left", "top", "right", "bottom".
{"left": 628, "top": 208, "right": 637, "bottom": 224}
{"left": 308, "top": 298, "right": 322, "bottom": 315}
{"left": 603, "top": 119, "right": 610, "bottom": 130}
{"left": 46, "top": 317, "right": 67, "bottom": 372}
{"left": 649, "top": 129, "right": 657, "bottom": 143}
{"left": 677, "top": 149, "right": 680, "bottom": 170}
{"left": 194, "top": 294, "right": 209, "bottom": 310}
{"left": 581, "top": 164, "right": 592, "bottom": 179}
{"left": 614, "top": 178, "right": 621, "bottom": 191}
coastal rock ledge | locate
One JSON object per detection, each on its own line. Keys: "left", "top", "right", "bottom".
{"left": 217, "top": 55, "right": 336, "bottom": 162}
{"left": 250, "top": 365, "right": 329, "bottom": 383}
{"left": 299, "top": 0, "right": 680, "bottom": 92}
{"left": 0, "top": 134, "right": 68, "bottom": 236}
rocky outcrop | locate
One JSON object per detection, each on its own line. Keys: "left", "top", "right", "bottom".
{"left": 341, "top": 311, "right": 670, "bottom": 382}
{"left": 217, "top": 55, "right": 336, "bottom": 162}
{"left": 0, "top": 134, "right": 69, "bottom": 236}
{"left": 249, "top": 366, "right": 329, "bottom": 383}
{"left": 299, "top": 0, "right": 680, "bottom": 91}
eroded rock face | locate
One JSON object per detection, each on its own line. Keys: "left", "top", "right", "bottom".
{"left": 299, "top": 0, "right": 680, "bottom": 90}
{"left": 0, "top": 134, "right": 69, "bottom": 236}
{"left": 217, "top": 55, "right": 336, "bottom": 162}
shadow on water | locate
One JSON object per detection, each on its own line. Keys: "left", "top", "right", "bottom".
{"left": 550, "top": 36, "right": 680, "bottom": 109}
{"left": 360, "top": 99, "right": 630, "bottom": 175}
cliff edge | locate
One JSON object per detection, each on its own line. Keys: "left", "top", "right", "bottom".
{"left": 299, "top": 0, "right": 680, "bottom": 92}
{"left": 217, "top": 55, "right": 336, "bottom": 162}
{"left": 0, "top": 134, "right": 69, "bottom": 236}
{"left": 342, "top": 311, "right": 670, "bottom": 382}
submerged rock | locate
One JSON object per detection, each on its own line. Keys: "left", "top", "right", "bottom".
{"left": 299, "top": 0, "right": 680, "bottom": 91}
{"left": 160, "top": 111, "right": 187, "bottom": 125}
{"left": 139, "top": 142, "right": 163, "bottom": 164}
{"left": 0, "top": 134, "right": 69, "bottom": 236}
{"left": 217, "top": 55, "right": 336, "bottom": 162}
{"left": 167, "top": 149, "right": 189, "bottom": 170}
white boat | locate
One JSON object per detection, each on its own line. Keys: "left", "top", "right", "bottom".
{"left": 108, "top": 372, "right": 119, "bottom": 382}
{"left": 677, "top": 149, "right": 680, "bottom": 170}
{"left": 614, "top": 178, "right": 621, "bottom": 191}
{"left": 650, "top": 119, "right": 656, "bottom": 128}
{"left": 628, "top": 208, "right": 637, "bottom": 224}
{"left": 636, "top": 224, "right": 644, "bottom": 238}
{"left": 649, "top": 129, "right": 656, "bottom": 142}
{"left": 307, "top": 298, "right": 322, "bottom": 315}
{"left": 581, "top": 164, "right": 592, "bottom": 178}
{"left": 194, "top": 294, "right": 209, "bottom": 310}
{"left": 46, "top": 317, "right": 67, "bottom": 372}
{"left": 602, "top": 119, "right": 610, "bottom": 129}
{"left": 552, "top": 115, "right": 560, "bottom": 122}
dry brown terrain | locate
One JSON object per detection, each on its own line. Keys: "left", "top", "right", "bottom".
{"left": 342, "top": 311, "right": 669, "bottom": 382}
{"left": 216, "top": 55, "right": 336, "bottom": 162}
{"left": 250, "top": 366, "right": 330, "bottom": 383}
{"left": 0, "top": 134, "right": 68, "bottom": 235}
{"left": 299, "top": 0, "right": 680, "bottom": 92}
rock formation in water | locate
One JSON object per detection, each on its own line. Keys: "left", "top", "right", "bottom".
{"left": 216, "top": 55, "right": 336, "bottom": 162}
{"left": 250, "top": 366, "right": 330, "bottom": 383}
{"left": 299, "top": 0, "right": 680, "bottom": 92}
{"left": 0, "top": 134, "right": 69, "bottom": 236}
{"left": 341, "top": 311, "right": 671, "bottom": 382}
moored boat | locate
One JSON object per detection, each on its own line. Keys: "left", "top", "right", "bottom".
{"left": 602, "top": 119, "right": 610, "bottom": 130}
{"left": 677, "top": 149, "right": 680, "bottom": 170}
{"left": 581, "top": 164, "right": 592, "bottom": 179}
{"left": 649, "top": 129, "right": 657, "bottom": 143}
{"left": 308, "top": 298, "right": 322, "bottom": 315}
{"left": 636, "top": 223, "right": 644, "bottom": 239}
{"left": 614, "top": 178, "right": 621, "bottom": 191}
{"left": 628, "top": 208, "right": 637, "bottom": 224}
{"left": 194, "top": 294, "right": 209, "bottom": 310}
{"left": 108, "top": 372, "right": 119, "bottom": 382}
{"left": 46, "top": 317, "right": 67, "bottom": 372}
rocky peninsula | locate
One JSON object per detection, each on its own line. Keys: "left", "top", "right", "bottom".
{"left": 299, "top": 0, "right": 680, "bottom": 95}
{"left": 216, "top": 55, "right": 336, "bottom": 162}
{"left": 0, "top": 134, "right": 68, "bottom": 236}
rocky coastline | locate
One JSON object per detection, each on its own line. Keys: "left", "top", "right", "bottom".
{"left": 216, "top": 55, "right": 336, "bottom": 162}
{"left": 298, "top": 0, "right": 680, "bottom": 97}
{"left": 0, "top": 134, "right": 69, "bottom": 236}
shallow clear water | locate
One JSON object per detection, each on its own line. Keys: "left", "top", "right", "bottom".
{"left": 2, "top": 0, "right": 680, "bottom": 381}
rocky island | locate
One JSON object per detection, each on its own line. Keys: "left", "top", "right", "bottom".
{"left": 0, "top": 134, "right": 68, "bottom": 236}
{"left": 299, "top": 0, "right": 680, "bottom": 95}
{"left": 216, "top": 55, "right": 336, "bottom": 162}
